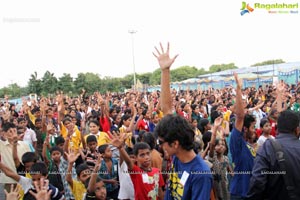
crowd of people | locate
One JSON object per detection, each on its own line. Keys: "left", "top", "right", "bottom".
{"left": 0, "top": 43, "right": 300, "bottom": 200}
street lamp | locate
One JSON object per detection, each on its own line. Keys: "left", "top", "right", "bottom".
{"left": 128, "top": 30, "right": 137, "bottom": 91}
{"left": 257, "top": 65, "right": 259, "bottom": 88}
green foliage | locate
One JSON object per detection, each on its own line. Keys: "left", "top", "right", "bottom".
{"left": 84, "top": 73, "right": 102, "bottom": 95}
{"left": 251, "top": 59, "right": 285, "bottom": 67}
{"left": 41, "top": 71, "right": 58, "bottom": 96}
{"left": 137, "top": 72, "right": 151, "bottom": 84}
{"left": 149, "top": 69, "right": 161, "bottom": 85}
{"left": 58, "top": 73, "right": 74, "bottom": 94}
{"left": 170, "top": 66, "right": 199, "bottom": 82}
{"left": 2, "top": 59, "right": 286, "bottom": 97}
{"left": 27, "top": 72, "right": 42, "bottom": 95}
{"left": 209, "top": 63, "right": 238, "bottom": 73}
{"left": 197, "top": 67, "right": 208, "bottom": 76}
{"left": 101, "top": 76, "right": 123, "bottom": 92}
{"left": 74, "top": 73, "right": 87, "bottom": 94}
{"left": 120, "top": 74, "right": 133, "bottom": 90}
{"left": 0, "top": 83, "right": 27, "bottom": 98}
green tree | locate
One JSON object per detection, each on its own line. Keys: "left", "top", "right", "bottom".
{"left": 251, "top": 59, "right": 285, "bottom": 67}
{"left": 41, "top": 71, "right": 58, "bottom": 96}
{"left": 9, "top": 83, "right": 22, "bottom": 98}
{"left": 84, "top": 73, "right": 102, "bottom": 94}
{"left": 197, "top": 67, "right": 208, "bottom": 75}
{"left": 73, "top": 73, "right": 102, "bottom": 95}
{"left": 171, "top": 66, "right": 199, "bottom": 82}
{"left": 0, "top": 83, "right": 25, "bottom": 98}
{"left": 27, "top": 72, "right": 42, "bottom": 95}
{"left": 121, "top": 74, "right": 134, "bottom": 89}
{"left": 209, "top": 63, "right": 238, "bottom": 73}
{"left": 101, "top": 76, "right": 122, "bottom": 92}
{"left": 58, "top": 73, "right": 74, "bottom": 94}
{"left": 74, "top": 73, "right": 86, "bottom": 94}
{"left": 0, "top": 87, "right": 10, "bottom": 98}
{"left": 137, "top": 72, "right": 151, "bottom": 84}
{"left": 149, "top": 69, "right": 161, "bottom": 85}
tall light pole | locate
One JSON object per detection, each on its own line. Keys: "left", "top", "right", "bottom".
{"left": 257, "top": 65, "right": 259, "bottom": 88}
{"left": 272, "top": 60, "right": 275, "bottom": 85}
{"left": 128, "top": 30, "right": 137, "bottom": 91}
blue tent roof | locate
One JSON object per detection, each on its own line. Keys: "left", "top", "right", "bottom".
{"left": 197, "top": 62, "right": 300, "bottom": 78}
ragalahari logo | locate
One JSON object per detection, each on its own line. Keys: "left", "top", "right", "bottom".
{"left": 241, "top": 2, "right": 254, "bottom": 15}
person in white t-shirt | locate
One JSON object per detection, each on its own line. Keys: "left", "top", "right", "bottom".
{"left": 257, "top": 118, "right": 275, "bottom": 147}
{"left": 118, "top": 146, "right": 135, "bottom": 200}
{"left": 17, "top": 117, "right": 37, "bottom": 150}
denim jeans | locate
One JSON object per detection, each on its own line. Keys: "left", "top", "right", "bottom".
{"left": 0, "top": 183, "right": 6, "bottom": 200}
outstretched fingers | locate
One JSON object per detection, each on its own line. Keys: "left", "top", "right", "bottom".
{"left": 153, "top": 45, "right": 161, "bottom": 58}
{"left": 233, "top": 72, "right": 238, "bottom": 81}
{"left": 166, "top": 42, "right": 170, "bottom": 54}
{"left": 160, "top": 42, "right": 165, "bottom": 54}
{"left": 172, "top": 54, "right": 179, "bottom": 63}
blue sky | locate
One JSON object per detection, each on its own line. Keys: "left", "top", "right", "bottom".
{"left": 0, "top": 0, "right": 299, "bottom": 88}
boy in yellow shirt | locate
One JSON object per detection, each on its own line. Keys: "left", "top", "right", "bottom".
{"left": 65, "top": 151, "right": 91, "bottom": 200}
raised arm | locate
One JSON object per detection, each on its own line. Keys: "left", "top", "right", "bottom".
{"left": 56, "top": 94, "right": 65, "bottom": 129}
{"left": 276, "top": 81, "right": 285, "bottom": 113}
{"left": 233, "top": 72, "right": 245, "bottom": 132}
{"left": 110, "top": 133, "right": 133, "bottom": 170}
{"left": 126, "top": 104, "right": 137, "bottom": 132}
{"left": 209, "top": 117, "right": 223, "bottom": 158}
{"left": 153, "top": 42, "right": 178, "bottom": 115}
{"left": 87, "top": 154, "right": 102, "bottom": 193}
{"left": 96, "top": 92, "right": 109, "bottom": 118}
{"left": 248, "top": 100, "right": 265, "bottom": 113}
{"left": 65, "top": 151, "right": 80, "bottom": 189}
{"left": 42, "top": 129, "right": 51, "bottom": 166}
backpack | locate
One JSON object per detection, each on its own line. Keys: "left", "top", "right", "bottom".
{"left": 270, "top": 139, "right": 297, "bottom": 200}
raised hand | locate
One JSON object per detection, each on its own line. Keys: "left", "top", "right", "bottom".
{"left": 66, "top": 123, "right": 75, "bottom": 136}
{"left": 95, "top": 153, "right": 103, "bottom": 168}
{"left": 276, "top": 80, "right": 285, "bottom": 94}
{"left": 4, "top": 184, "right": 21, "bottom": 200}
{"left": 130, "top": 103, "right": 137, "bottom": 116}
{"left": 110, "top": 132, "right": 127, "bottom": 149}
{"left": 2, "top": 110, "right": 11, "bottom": 121}
{"left": 234, "top": 72, "right": 243, "bottom": 89}
{"left": 46, "top": 121, "right": 54, "bottom": 132}
{"left": 214, "top": 116, "right": 223, "bottom": 128}
{"left": 65, "top": 152, "right": 80, "bottom": 163}
{"left": 56, "top": 93, "right": 63, "bottom": 104}
{"left": 153, "top": 42, "right": 178, "bottom": 70}
{"left": 29, "top": 178, "right": 52, "bottom": 200}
